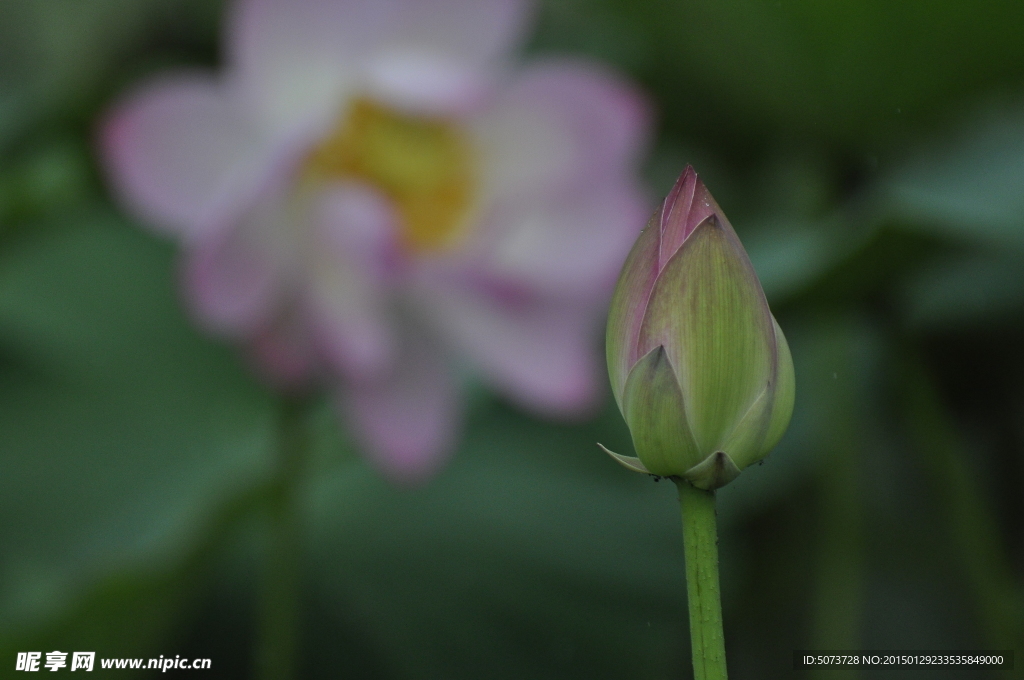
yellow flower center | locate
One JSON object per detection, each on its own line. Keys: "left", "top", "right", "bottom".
{"left": 305, "top": 97, "right": 476, "bottom": 253}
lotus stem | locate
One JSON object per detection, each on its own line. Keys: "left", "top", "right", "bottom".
{"left": 676, "top": 479, "right": 728, "bottom": 680}
{"left": 257, "top": 396, "right": 308, "bottom": 680}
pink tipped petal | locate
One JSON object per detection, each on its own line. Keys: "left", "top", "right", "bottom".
{"left": 474, "top": 59, "right": 650, "bottom": 202}
{"left": 657, "top": 166, "right": 697, "bottom": 269}
{"left": 483, "top": 180, "right": 649, "bottom": 299}
{"left": 230, "top": 0, "right": 389, "bottom": 131}
{"left": 101, "top": 73, "right": 264, "bottom": 239}
{"left": 340, "top": 334, "right": 461, "bottom": 484}
{"left": 657, "top": 167, "right": 739, "bottom": 271}
{"left": 306, "top": 184, "right": 399, "bottom": 380}
{"left": 418, "top": 283, "right": 601, "bottom": 417}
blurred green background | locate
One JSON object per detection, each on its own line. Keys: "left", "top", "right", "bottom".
{"left": 1, "top": 0, "right": 1022, "bottom": 677}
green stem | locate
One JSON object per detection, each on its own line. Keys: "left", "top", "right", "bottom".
{"left": 675, "top": 479, "right": 728, "bottom": 680}
{"left": 257, "top": 396, "right": 308, "bottom": 680}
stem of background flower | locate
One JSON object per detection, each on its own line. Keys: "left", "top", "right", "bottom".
{"left": 675, "top": 479, "right": 728, "bottom": 680}
{"left": 899, "top": 354, "right": 1023, "bottom": 667}
{"left": 809, "top": 439, "right": 864, "bottom": 680}
{"left": 810, "top": 361, "right": 865, "bottom": 680}
{"left": 257, "top": 396, "right": 308, "bottom": 680}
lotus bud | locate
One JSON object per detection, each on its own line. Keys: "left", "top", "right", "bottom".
{"left": 600, "top": 167, "right": 794, "bottom": 490}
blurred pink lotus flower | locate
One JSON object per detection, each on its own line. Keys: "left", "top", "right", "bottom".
{"left": 101, "top": 0, "right": 650, "bottom": 482}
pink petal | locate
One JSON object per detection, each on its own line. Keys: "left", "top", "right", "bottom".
{"left": 415, "top": 281, "right": 602, "bottom": 417}
{"left": 101, "top": 73, "right": 265, "bottom": 239}
{"left": 364, "top": 51, "right": 491, "bottom": 117}
{"left": 386, "top": 0, "right": 531, "bottom": 69}
{"left": 183, "top": 216, "right": 283, "bottom": 338}
{"left": 249, "top": 322, "right": 315, "bottom": 388}
{"left": 364, "top": 0, "right": 531, "bottom": 115}
{"left": 313, "top": 182, "right": 403, "bottom": 282}
{"left": 339, "top": 333, "right": 461, "bottom": 484}
{"left": 478, "top": 179, "right": 650, "bottom": 300}
{"left": 472, "top": 59, "right": 650, "bottom": 202}
{"left": 305, "top": 184, "right": 399, "bottom": 381}
{"left": 229, "top": 0, "right": 390, "bottom": 131}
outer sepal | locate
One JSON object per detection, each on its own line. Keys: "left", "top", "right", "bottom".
{"left": 682, "top": 451, "right": 741, "bottom": 490}
{"left": 621, "top": 346, "right": 701, "bottom": 477}
{"left": 596, "top": 443, "right": 651, "bottom": 474}
{"left": 760, "top": 315, "right": 795, "bottom": 455}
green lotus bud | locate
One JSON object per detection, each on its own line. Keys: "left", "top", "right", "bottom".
{"left": 600, "top": 167, "right": 794, "bottom": 490}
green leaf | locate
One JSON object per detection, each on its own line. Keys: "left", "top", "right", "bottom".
{"left": 0, "top": 210, "right": 275, "bottom": 629}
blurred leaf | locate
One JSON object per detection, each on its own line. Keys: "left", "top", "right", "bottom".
{"left": 536, "top": 0, "right": 1024, "bottom": 150}
{"left": 896, "top": 354, "right": 1024, "bottom": 654}
{"left": 529, "top": 0, "right": 657, "bottom": 73}
{"left": 0, "top": 0, "right": 222, "bottom": 149}
{"left": 0, "top": 480, "right": 271, "bottom": 673}
{"left": 800, "top": 319, "right": 875, "bottom": 660}
{"left": 779, "top": 225, "right": 944, "bottom": 312}
{"left": 899, "top": 253, "right": 1024, "bottom": 329}
{"left": 0, "top": 0, "right": 151, "bottom": 145}
{"left": 0, "top": 210, "right": 275, "bottom": 631}
{"left": 304, "top": 403, "right": 689, "bottom": 680}
{"left": 883, "top": 103, "right": 1024, "bottom": 250}
{"left": 0, "top": 136, "right": 95, "bottom": 231}
{"left": 744, "top": 214, "right": 873, "bottom": 304}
